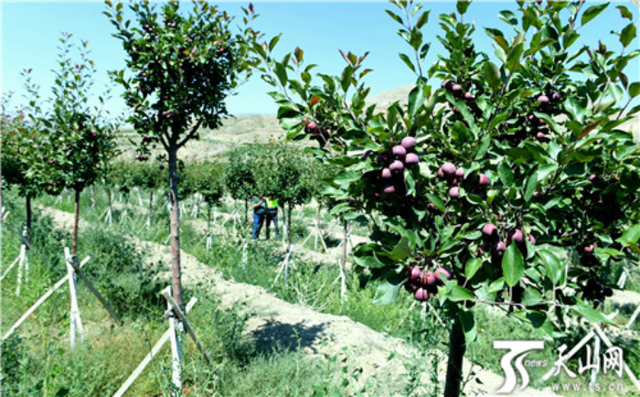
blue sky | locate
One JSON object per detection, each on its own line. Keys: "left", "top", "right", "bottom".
{"left": 1, "top": 1, "right": 638, "bottom": 120}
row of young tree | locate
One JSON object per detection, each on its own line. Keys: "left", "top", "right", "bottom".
{"left": 1, "top": 1, "right": 267, "bottom": 390}
{"left": 1, "top": 34, "right": 119, "bottom": 257}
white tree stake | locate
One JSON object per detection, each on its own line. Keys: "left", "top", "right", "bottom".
{"left": 589, "top": 334, "right": 600, "bottom": 392}
{"left": 161, "top": 287, "right": 212, "bottom": 365}
{"left": 617, "top": 267, "right": 630, "bottom": 289}
{"left": 192, "top": 194, "right": 200, "bottom": 218}
{"left": 242, "top": 242, "right": 248, "bottom": 269}
{"left": 168, "top": 301, "right": 182, "bottom": 395}
{"left": 65, "top": 248, "right": 84, "bottom": 348}
{"left": 1, "top": 255, "right": 21, "bottom": 282}
{"left": 3, "top": 255, "right": 91, "bottom": 341}
{"left": 14, "top": 244, "right": 26, "bottom": 297}
{"left": 626, "top": 305, "right": 640, "bottom": 329}
{"left": 591, "top": 323, "right": 640, "bottom": 391}
{"left": 206, "top": 234, "right": 212, "bottom": 254}
{"left": 67, "top": 249, "right": 122, "bottom": 326}
{"left": 137, "top": 188, "right": 143, "bottom": 207}
{"left": 91, "top": 186, "right": 97, "bottom": 209}
{"left": 113, "top": 298, "right": 197, "bottom": 397}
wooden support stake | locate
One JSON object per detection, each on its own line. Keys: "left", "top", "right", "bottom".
{"left": 3, "top": 255, "right": 91, "bottom": 341}
{"left": 66, "top": 250, "right": 122, "bottom": 326}
{"left": 161, "top": 287, "right": 212, "bottom": 366}
{"left": 113, "top": 298, "right": 197, "bottom": 397}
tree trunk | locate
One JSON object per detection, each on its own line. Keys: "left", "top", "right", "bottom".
{"left": 315, "top": 204, "right": 321, "bottom": 250}
{"left": 148, "top": 191, "right": 154, "bottom": 227}
{"left": 287, "top": 202, "right": 292, "bottom": 247}
{"left": 25, "top": 195, "right": 32, "bottom": 239}
{"left": 72, "top": 189, "right": 80, "bottom": 255}
{"left": 168, "top": 146, "right": 183, "bottom": 309}
{"left": 444, "top": 315, "right": 466, "bottom": 397}
{"left": 341, "top": 220, "right": 348, "bottom": 299}
{"left": 244, "top": 199, "right": 248, "bottom": 226}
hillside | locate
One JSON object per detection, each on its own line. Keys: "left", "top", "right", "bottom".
{"left": 117, "top": 85, "right": 640, "bottom": 161}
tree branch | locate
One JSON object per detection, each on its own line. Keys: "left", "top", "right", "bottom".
{"left": 177, "top": 118, "right": 203, "bottom": 149}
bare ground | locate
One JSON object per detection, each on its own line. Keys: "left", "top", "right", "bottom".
{"left": 37, "top": 205, "right": 563, "bottom": 396}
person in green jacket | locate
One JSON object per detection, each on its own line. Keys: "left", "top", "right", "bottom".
{"left": 251, "top": 195, "right": 267, "bottom": 240}
{"left": 265, "top": 197, "right": 280, "bottom": 240}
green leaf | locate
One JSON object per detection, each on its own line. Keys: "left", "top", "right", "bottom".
{"left": 449, "top": 285, "right": 475, "bottom": 302}
{"left": 373, "top": 276, "right": 404, "bottom": 305}
{"left": 484, "top": 61, "right": 501, "bottom": 92}
{"left": 524, "top": 173, "right": 538, "bottom": 202}
{"left": 389, "top": 237, "right": 412, "bottom": 262}
{"left": 572, "top": 302, "right": 617, "bottom": 326}
{"left": 456, "top": 0, "right": 471, "bottom": 15}
{"left": 279, "top": 116, "right": 303, "bottom": 131}
{"left": 426, "top": 193, "right": 445, "bottom": 213}
{"left": 498, "top": 160, "right": 514, "bottom": 187}
{"left": 333, "top": 171, "right": 360, "bottom": 185}
{"left": 616, "top": 5, "right": 633, "bottom": 20}
{"left": 465, "top": 258, "right": 482, "bottom": 279}
{"left": 498, "top": 10, "right": 517, "bottom": 26}
{"left": 629, "top": 82, "right": 640, "bottom": 98}
{"left": 502, "top": 244, "right": 524, "bottom": 287}
{"left": 522, "top": 289, "right": 544, "bottom": 307}
{"left": 514, "top": 310, "right": 558, "bottom": 341}
{"left": 536, "top": 164, "right": 557, "bottom": 183}
{"left": 268, "top": 34, "right": 281, "bottom": 52}
{"left": 408, "top": 85, "right": 426, "bottom": 118}
{"left": 538, "top": 249, "right": 562, "bottom": 285}
{"left": 617, "top": 224, "right": 640, "bottom": 246}
{"left": 620, "top": 23, "right": 636, "bottom": 48}
{"left": 385, "top": 10, "right": 403, "bottom": 25}
{"left": 506, "top": 43, "right": 524, "bottom": 73}
{"left": 398, "top": 53, "right": 416, "bottom": 73}
{"left": 459, "top": 310, "right": 477, "bottom": 343}
{"left": 353, "top": 253, "right": 388, "bottom": 269}
{"left": 416, "top": 11, "right": 430, "bottom": 29}
{"left": 581, "top": 3, "right": 608, "bottom": 27}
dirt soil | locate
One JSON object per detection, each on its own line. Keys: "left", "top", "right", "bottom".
{"left": 40, "top": 205, "right": 561, "bottom": 396}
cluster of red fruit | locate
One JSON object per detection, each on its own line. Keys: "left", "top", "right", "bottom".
{"left": 481, "top": 223, "right": 535, "bottom": 256}
{"left": 162, "top": 18, "right": 177, "bottom": 28}
{"left": 378, "top": 136, "right": 419, "bottom": 194}
{"left": 404, "top": 265, "right": 450, "bottom": 302}
{"left": 302, "top": 119, "right": 331, "bottom": 142}
{"left": 436, "top": 162, "right": 489, "bottom": 199}
{"left": 441, "top": 81, "right": 475, "bottom": 101}
{"left": 135, "top": 155, "right": 150, "bottom": 162}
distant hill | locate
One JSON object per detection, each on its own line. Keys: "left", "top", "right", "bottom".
{"left": 367, "top": 84, "right": 414, "bottom": 111}
{"left": 117, "top": 85, "right": 639, "bottom": 160}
